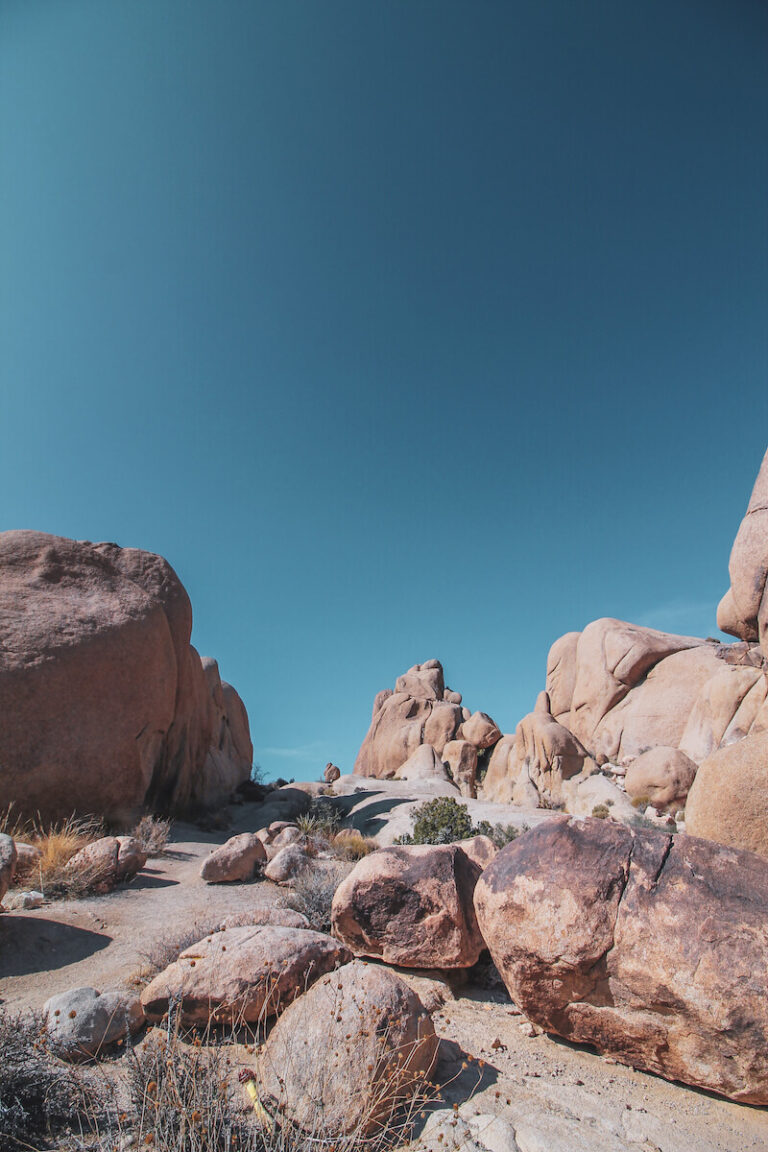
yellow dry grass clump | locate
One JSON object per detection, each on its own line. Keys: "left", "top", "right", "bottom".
{"left": 0, "top": 804, "right": 103, "bottom": 898}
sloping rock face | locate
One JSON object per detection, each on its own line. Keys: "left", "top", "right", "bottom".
{"left": 331, "top": 843, "right": 484, "bottom": 968}
{"left": 718, "top": 447, "right": 768, "bottom": 655}
{"left": 0, "top": 834, "right": 17, "bottom": 905}
{"left": 0, "top": 530, "right": 252, "bottom": 823}
{"left": 475, "top": 817, "right": 768, "bottom": 1103}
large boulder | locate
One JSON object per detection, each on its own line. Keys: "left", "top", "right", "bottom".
{"left": 64, "top": 835, "right": 146, "bottom": 893}
{"left": 458, "top": 711, "right": 501, "bottom": 750}
{"left": 43, "top": 987, "right": 144, "bottom": 1061}
{"left": 199, "top": 832, "right": 266, "bottom": 883}
{"left": 717, "top": 447, "right": 768, "bottom": 656}
{"left": 140, "top": 925, "right": 350, "bottom": 1025}
{"left": 0, "top": 531, "right": 252, "bottom": 823}
{"left": 0, "top": 834, "right": 17, "bottom": 905}
{"left": 475, "top": 816, "right": 768, "bottom": 1103}
{"left": 355, "top": 661, "right": 465, "bottom": 779}
{"left": 685, "top": 730, "right": 768, "bottom": 857}
{"left": 257, "top": 960, "right": 438, "bottom": 1137}
{"left": 624, "top": 746, "right": 698, "bottom": 812}
{"left": 331, "top": 844, "right": 484, "bottom": 968}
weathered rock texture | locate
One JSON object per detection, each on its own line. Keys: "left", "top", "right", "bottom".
{"left": 624, "top": 746, "right": 697, "bottom": 812}
{"left": 258, "top": 960, "right": 439, "bottom": 1136}
{"left": 0, "top": 530, "right": 253, "bottom": 822}
{"left": 141, "top": 925, "right": 350, "bottom": 1024}
{"left": 331, "top": 844, "right": 484, "bottom": 968}
{"left": 475, "top": 816, "right": 768, "bottom": 1103}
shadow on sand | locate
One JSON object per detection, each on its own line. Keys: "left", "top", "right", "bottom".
{"left": 0, "top": 914, "right": 112, "bottom": 980}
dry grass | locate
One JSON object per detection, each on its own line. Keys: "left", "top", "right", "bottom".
{"left": 0, "top": 805, "right": 105, "bottom": 900}
{"left": 129, "top": 919, "right": 225, "bottom": 988}
{"left": 329, "top": 828, "right": 377, "bottom": 861}
{"left": 283, "top": 861, "right": 352, "bottom": 933}
{"left": 132, "top": 813, "right": 173, "bottom": 856}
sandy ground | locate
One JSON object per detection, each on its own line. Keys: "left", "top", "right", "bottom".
{"left": 1, "top": 801, "right": 767, "bottom": 1152}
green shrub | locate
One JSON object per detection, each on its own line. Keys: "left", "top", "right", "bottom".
{"left": 591, "top": 804, "right": 610, "bottom": 819}
{"left": 394, "top": 798, "right": 527, "bottom": 847}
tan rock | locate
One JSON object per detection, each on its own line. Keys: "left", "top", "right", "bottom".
{"left": 509, "top": 691, "right": 588, "bottom": 804}
{"left": 567, "top": 618, "right": 703, "bottom": 751}
{"left": 199, "top": 832, "right": 266, "bottom": 883}
{"left": 395, "top": 743, "right": 454, "bottom": 785}
{"left": 481, "top": 735, "right": 517, "bottom": 803}
{"left": 685, "top": 731, "right": 768, "bottom": 857}
{"left": 257, "top": 960, "right": 438, "bottom": 1136}
{"left": 719, "top": 447, "right": 768, "bottom": 655}
{"left": 218, "top": 907, "right": 309, "bottom": 931}
{"left": 545, "top": 631, "right": 581, "bottom": 720}
{"left": 0, "top": 834, "right": 17, "bottom": 905}
{"left": 65, "top": 836, "right": 146, "bottom": 893}
{"left": 442, "top": 740, "right": 478, "bottom": 798}
{"left": 0, "top": 530, "right": 252, "bottom": 823}
{"left": 324, "top": 762, "right": 341, "bottom": 783}
{"left": 624, "top": 746, "right": 697, "bottom": 811}
{"left": 475, "top": 816, "right": 768, "bottom": 1103}
{"left": 140, "top": 925, "right": 350, "bottom": 1025}
{"left": 354, "top": 661, "right": 464, "bottom": 778}
{"left": 331, "top": 844, "right": 484, "bottom": 968}
{"left": 459, "top": 711, "right": 502, "bottom": 750}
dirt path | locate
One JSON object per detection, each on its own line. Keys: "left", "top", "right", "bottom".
{"left": 0, "top": 814, "right": 285, "bottom": 1010}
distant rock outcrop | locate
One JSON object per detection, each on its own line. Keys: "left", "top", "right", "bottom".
{"left": 0, "top": 530, "right": 253, "bottom": 823}
{"left": 354, "top": 660, "right": 501, "bottom": 796}
{"left": 717, "top": 447, "right": 768, "bottom": 655}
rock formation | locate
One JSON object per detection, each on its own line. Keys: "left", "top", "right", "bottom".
{"left": 475, "top": 817, "right": 768, "bottom": 1104}
{"left": 0, "top": 530, "right": 253, "bottom": 823}
{"left": 717, "top": 446, "right": 768, "bottom": 655}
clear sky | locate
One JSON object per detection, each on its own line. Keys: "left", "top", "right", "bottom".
{"left": 1, "top": 1, "right": 766, "bottom": 782}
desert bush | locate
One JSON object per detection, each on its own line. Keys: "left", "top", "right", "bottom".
{"left": 591, "top": 804, "right": 610, "bottom": 819}
{"left": 284, "top": 861, "right": 352, "bottom": 932}
{"left": 328, "top": 828, "right": 377, "bottom": 861}
{"left": 133, "top": 814, "right": 173, "bottom": 856}
{"left": 0, "top": 1007, "right": 95, "bottom": 1148}
{"left": 472, "top": 819, "right": 526, "bottom": 848}
{"left": 394, "top": 797, "right": 475, "bottom": 845}
{"left": 130, "top": 919, "right": 225, "bottom": 987}
{"left": 296, "top": 800, "right": 342, "bottom": 840}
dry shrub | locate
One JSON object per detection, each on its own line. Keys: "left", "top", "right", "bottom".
{"left": 0, "top": 1006, "right": 104, "bottom": 1148}
{"left": 329, "top": 828, "right": 377, "bottom": 861}
{"left": 130, "top": 918, "right": 224, "bottom": 987}
{"left": 283, "top": 860, "right": 352, "bottom": 933}
{"left": 132, "top": 813, "right": 173, "bottom": 856}
{"left": 0, "top": 806, "right": 105, "bottom": 900}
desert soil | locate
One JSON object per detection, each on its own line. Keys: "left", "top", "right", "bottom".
{"left": 1, "top": 804, "right": 766, "bottom": 1152}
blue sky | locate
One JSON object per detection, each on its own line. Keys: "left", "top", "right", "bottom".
{"left": 1, "top": 1, "right": 766, "bottom": 781}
